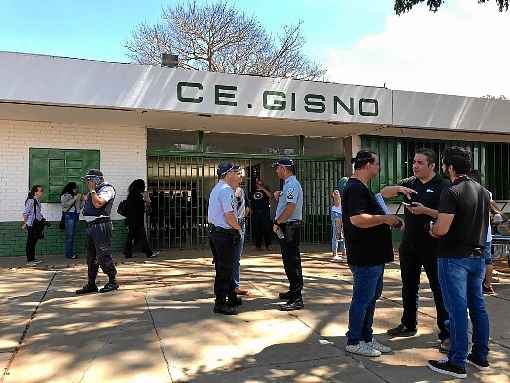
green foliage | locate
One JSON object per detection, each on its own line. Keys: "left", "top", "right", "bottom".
{"left": 395, "top": 0, "right": 509, "bottom": 15}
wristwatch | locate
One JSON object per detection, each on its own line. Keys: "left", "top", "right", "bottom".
{"left": 90, "top": 190, "right": 97, "bottom": 194}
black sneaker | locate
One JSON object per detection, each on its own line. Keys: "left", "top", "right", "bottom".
{"left": 428, "top": 359, "right": 467, "bottom": 379}
{"left": 280, "top": 297, "right": 304, "bottom": 311}
{"left": 278, "top": 291, "right": 292, "bottom": 300}
{"left": 99, "top": 281, "right": 119, "bottom": 293}
{"left": 467, "top": 354, "right": 490, "bottom": 371}
{"left": 387, "top": 323, "right": 417, "bottom": 337}
{"left": 439, "top": 338, "right": 451, "bottom": 354}
{"left": 213, "top": 302, "right": 238, "bottom": 315}
{"left": 76, "top": 283, "right": 99, "bottom": 295}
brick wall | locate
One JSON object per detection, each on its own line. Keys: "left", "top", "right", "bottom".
{"left": 0, "top": 120, "right": 147, "bottom": 257}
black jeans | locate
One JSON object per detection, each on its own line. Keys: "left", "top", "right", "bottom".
{"left": 278, "top": 222, "right": 303, "bottom": 299}
{"left": 26, "top": 226, "right": 39, "bottom": 262}
{"left": 251, "top": 211, "right": 272, "bottom": 248}
{"left": 399, "top": 241, "right": 449, "bottom": 340}
{"left": 209, "top": 230, "right": 237, "bottom": 302}
{"left": 124, "top": 224, "right": 153, "bottom": 257}
{"left": 86, "top": 221, "right": 117, "bottom": 284}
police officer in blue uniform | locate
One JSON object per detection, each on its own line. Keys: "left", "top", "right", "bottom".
{"left": 76, "top": 169, "right": 119, "bottom": 295}
{"left": 273, "top": 158, "right": 304, "bottom": 311}
{"left": 208, "top": 162, "right": 243, "bottom": 315}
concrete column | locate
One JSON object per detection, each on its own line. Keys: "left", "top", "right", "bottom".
{"left": 343, "top": 135, "right": 361, "bottom": 176}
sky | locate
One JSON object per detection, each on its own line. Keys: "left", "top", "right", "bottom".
{"left": 1, "top": 0, "right": 509, "bottom": 98}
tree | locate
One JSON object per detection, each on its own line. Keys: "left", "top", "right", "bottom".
{"left": 125, "top": 1, "right": 326, "bottom": 80}
{"left": 395, "top": 0, "right": 509, "bottom": 15}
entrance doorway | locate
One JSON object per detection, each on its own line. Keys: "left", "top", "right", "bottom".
{"left": 146, "top": 153, "right": 344, "bottom": 250}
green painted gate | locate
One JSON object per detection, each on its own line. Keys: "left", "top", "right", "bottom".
{"left": 146, "top": 152, "right": 344, "bottom": 249}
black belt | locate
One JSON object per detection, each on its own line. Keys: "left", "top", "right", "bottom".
{"left": 280, "top": 220, "right": 301, "bottom": 226}
{"left": 86, "top": 217, "right": 111, "bottom": 227}
{"left": 208, "top": 224, "right": 237, "bottom": 235}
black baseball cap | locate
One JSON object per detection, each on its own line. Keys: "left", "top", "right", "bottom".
{"left": 81, "top": 169, "right": 103, "bottom": 181}
{"left": 272, "top": 158, "right": 294, "bottom": 168}
{"left": 217, "top": 162, "right": 241, "bottom": 177}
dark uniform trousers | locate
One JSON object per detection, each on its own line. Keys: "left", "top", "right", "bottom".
{"left": 399, "top": 241, "right": 449, "bottom": 340}
{"left": 279, "top": 221, "right": 303, "bottom": 298}
{"left": 86, "top": 221, "right": 117, "bottom": 283}
{"left": 252, "top": 210, "right": 272, "bottom": 248}
{"left": 209, "top": 229, "right": 238, "bottom": 302}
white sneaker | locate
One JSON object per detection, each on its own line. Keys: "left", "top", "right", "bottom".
{"left": 363, "top": 339, "right": 392, "bottom": 354}
{"left": 345, "top": 342, "right": 381, "bottom": 357}
{"left": 33, "top": 259, "right": 42, "bottom": 264}
{"left": 332, "top": 255, "right": 343, "bottom": 262}
{"left": 26, "top": 261, "right": 36, "bottom": 266}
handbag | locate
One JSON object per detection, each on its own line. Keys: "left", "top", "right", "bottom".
{"left": 31, "top": 199, "right": 46, "bottom": 239}
{"left": 59, "top": 199, "right": 76, "bottom": 230}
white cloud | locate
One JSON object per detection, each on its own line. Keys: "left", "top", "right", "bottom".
{"left": 326, "top": 0, "right": 510, "bottom": 98}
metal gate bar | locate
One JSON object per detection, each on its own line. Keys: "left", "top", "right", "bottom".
{"left": 148, "top": 153, "right": 344, "bottom": 249}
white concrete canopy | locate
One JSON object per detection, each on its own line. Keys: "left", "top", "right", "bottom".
{"left": 1, "top": 51, "right": 509, "bottom": 135}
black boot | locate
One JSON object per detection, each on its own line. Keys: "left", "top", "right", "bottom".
{"left": 278, "top": 291, "right": 292, "bottom": 300}
{"left": 214, "top": 299, "right": 238, "bottom": 315}
{"left": 280, "top": 296, "right": 304, "bottom": 311}
{"left": 99, "top": 280, "right": 119, "bottom": 293}
{"left": 228, "top": 294, "right": 242, "bottom": 307}
{"left": 76, "top": 282, "right": 99, "bottom": 295}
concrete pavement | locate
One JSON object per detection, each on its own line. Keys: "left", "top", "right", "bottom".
{"left": 1, "top": 246, "right": 509, "bottom": 382}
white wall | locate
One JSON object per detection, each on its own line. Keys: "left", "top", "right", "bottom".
{"left": 0, "top": 121, "right": 147, "bottom": 222}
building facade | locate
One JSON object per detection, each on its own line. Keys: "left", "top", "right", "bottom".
{"left": 1, "top": 51, "right": 509, "bottom": 256}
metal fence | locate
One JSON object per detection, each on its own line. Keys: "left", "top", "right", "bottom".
{"left": 147, "top": 152, "right": 344, "bottom": 249}
{"left": 361, "top": 135, "right": 510, "bottom": 199}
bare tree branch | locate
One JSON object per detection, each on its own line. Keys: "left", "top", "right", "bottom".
{"left": 124, "top": 0, "right": 326, "bottom": 80}
{"left": 395, "top": 0, "right": 509, "bottom": 15}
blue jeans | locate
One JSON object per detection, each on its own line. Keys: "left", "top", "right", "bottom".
{"left": 483, "top": 241, "right": 492, "bottom": 265}
{"left": 438, "top": 257, "right": 490, "bottom": 368}
{"left": 347, "top": 264, "right": 384, "bottom": 345}
{"left": 232, "top": 226, "right": 245, "bottom": 289}
{"left": 331, "top": 211, "right": 345, "bottom": 254}
{"left": 64, "top": 212, "right": 79, "bottom": 258}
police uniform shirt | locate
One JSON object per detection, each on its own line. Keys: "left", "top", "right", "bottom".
{"left": 275, "top": 175, "right": 303, "bottom": 222}
{"left": 399, "top": 174, "right": 450, "bottom": 246}
{"left": 207, "top": 180, "right": 236, "bottom": 229}
{"left": 83, "top": 184, "right": 116, "bottom": 222}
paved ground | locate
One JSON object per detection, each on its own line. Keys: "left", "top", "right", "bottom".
{"left": 1, "top": 245, "right": 509, "bottom": 383}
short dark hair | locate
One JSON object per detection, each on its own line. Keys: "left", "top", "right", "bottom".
{"left": 443, "top": 146, "right": 471, "bottom": 175}
{"left": 352, "top": 149, "right": 377, "bottom": 170}
{"left": 415, "top": 148, "right": 437, "bottom": 166}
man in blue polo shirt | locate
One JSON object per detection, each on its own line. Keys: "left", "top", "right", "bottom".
{"left": 208, "top": 162, "right": 243, "bottom": 315}
{"left": 273, "top": 158, "right": 304, "bottom": 311}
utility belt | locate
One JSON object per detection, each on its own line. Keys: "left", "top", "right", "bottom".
{"left": 208, "top": 223, "right": 238, "bottom": 236}
{"left": 277, "top": 220, "right": 302, "bottom": 227}
{"left": 86, "top": 216, "right": 111, "bottom": 228}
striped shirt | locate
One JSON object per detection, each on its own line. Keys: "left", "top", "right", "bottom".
{"left": 23, "top": 198, "right": 43, "bottom": 227}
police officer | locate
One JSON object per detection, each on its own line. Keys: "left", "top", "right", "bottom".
{"left": 273, "top": 158, "right": 304, "bottom": 311}
{"left": 381, "top": 148, "right": 450, "bottom": 350}
{"left": 208, "top": 162, "right": 243, "bottom": 315}
{"left": 76, "top": 169, "right": 119, "bottom": 295}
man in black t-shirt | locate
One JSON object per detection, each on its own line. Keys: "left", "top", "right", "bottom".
{"left": 250, "top": 178, "right": 272, "bottom": 250}
{"left": 381, "top": 149, "right": 450, "bottom": 347}
{"left": 342, "top": 150, "right": 412, "bottom": 358}
{"left": 427, "top": 147, "right": 491, "bottom": 379}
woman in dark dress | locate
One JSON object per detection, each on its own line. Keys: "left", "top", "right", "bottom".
{"left": 123, "top": 179, "right": 157, "bottom": 258}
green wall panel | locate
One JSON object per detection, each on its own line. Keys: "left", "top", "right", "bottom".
{"left": 0, "top": 220, "right": 128, "bottom": 257}
{"left": 29, "top": 148, "right": 100, "bottom": 202}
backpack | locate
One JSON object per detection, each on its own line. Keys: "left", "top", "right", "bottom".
{"left": 117, "top": 199, "right": 128, "bottom": 217}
